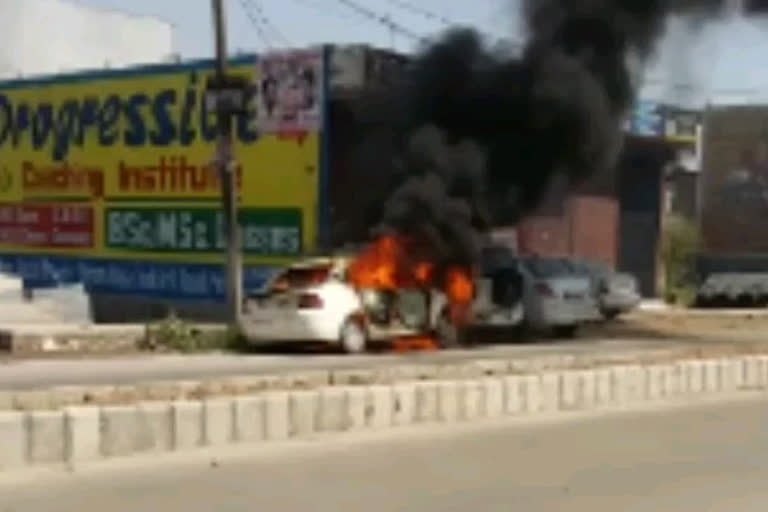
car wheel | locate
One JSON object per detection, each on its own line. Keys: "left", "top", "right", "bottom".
{"left": 602, "top": 309, "right": 620, "bottom": 321}
{"left": 552, "top": 324, "right": 578, "bottom": 338}
{"left": 339, "top": 319, "right": 367, "bottom": 354}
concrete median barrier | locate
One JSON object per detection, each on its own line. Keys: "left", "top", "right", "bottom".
{"left": 1, "top": 354, "right": 768, "bottom": 475}
{"left": 4, "top": 342, "right": 768, "bottom": 414}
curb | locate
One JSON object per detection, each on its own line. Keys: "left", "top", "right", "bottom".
{"left": 4, "top": 344, "right": 768, "bottom": 412}
{"left": 1, "top": 354, "right": 767, "bottom": 474}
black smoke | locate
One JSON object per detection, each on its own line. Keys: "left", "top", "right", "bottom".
{"left": 344, "top": 0, "right": 768, "bottom": 271}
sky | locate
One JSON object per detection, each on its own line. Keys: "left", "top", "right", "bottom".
{"left": 70, "top": 0, "right": 768, "bottom": 106}
{"left": 71, "top": 0, "right": 516, "bottom": 57}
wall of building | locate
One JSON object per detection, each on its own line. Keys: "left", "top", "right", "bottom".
{"left": 0, "top": 0, "right": 173, "bottom": 79}
{"left": 516, "top": 195, "right": 619, "bottom": 267}
{"left": 616, "top": 138, "right": 670, "bottom": 297}
{"left": 700, "top": 104, "right": 768, "bottom": 255}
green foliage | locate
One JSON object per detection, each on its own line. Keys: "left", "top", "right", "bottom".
{"left": 140, "top": 312, "right": 244, "bottom": 353}
{"left": 661, "top": 214, "right": 701, "bottom": 306}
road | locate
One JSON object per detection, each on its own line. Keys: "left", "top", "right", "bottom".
{"left": 0, "top": 336, "right": 721, "bottom": 390}
{"left": 2, "top": 397, "right": 768, "bottom": 511}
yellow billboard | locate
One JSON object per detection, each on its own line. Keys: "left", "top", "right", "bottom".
{"left": 0, "top": 52, "right": 326, "bottom": 299}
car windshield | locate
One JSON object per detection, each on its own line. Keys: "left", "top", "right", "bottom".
{"left": 583, "top": 260, "right": 612, "bottom": 277}
{"left": 523, "top": 257, "right": 570, "bottom": 278}
{"left": 570, "top": 260, "right": 596, "bottom": 275}
{"left": 481, "top": 246, "right": 519, "bottom": 271}
{"left": 270, "top": 264, "right": 332, "bottom": 292}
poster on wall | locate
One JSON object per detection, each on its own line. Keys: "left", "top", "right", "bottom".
{"left": 256, "top": 48, "right": 323, "bottom": 135}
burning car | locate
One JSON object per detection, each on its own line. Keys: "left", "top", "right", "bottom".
{"left": 240, "top": 235, "right": 516, "bottom": 353}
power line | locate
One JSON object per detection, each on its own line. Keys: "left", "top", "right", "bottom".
{"left": 382, "top": 0, "right": 453, "bottom": 26}
{"left": 237, "top": 0, "right": 275, "bottom": 48}
{"left": 334, "top": 0, "right": 429, "bottom": 43}
{"left": 239, "top": 0, "right": 291, "bottom": 48}
{"left": 247, "top": 0, "right": 291, "bottom": 46}
{"left": 289, "top": 0, "right": 361, "bottom": 23}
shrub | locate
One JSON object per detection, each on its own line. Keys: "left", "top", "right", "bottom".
{"left": 140, "top": 312, "right": 244, "bottom": 353}
{"left": 660, "top": 214, "right": 701, "bottom": 306}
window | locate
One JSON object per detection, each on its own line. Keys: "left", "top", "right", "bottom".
{"left": 271, "top": 265, "right": 331, "bottom": 292}
{"left": 523, "top": 257, "right": 569, "bottom": 278}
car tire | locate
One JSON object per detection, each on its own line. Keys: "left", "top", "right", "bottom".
{"left": 339, "top": 318, "right": 368, "bottom": 354}
{"left": 552, "top": 324, "right": 578, "bottom": 338}
{"left": 602, "top": 309, "right": 620, "bottom": 321}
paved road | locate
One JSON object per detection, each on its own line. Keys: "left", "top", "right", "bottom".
{"left": 2, "top": 397, "right": 768, "bottom": 511}
{"left": 0, "top": 336, "right": 706, "bottom": 390}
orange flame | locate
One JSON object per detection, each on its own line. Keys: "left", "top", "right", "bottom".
{"left": 347, "top": 235, "right": 475, "bottom": 329}
{"left": 445, "top": 266, "right": 474, "bottom": 325}
{"left": 393, "top": 335, "right": 438, "bottom": 352}
{"left": 346, "top": 235, "right": 434, "bottom": 290}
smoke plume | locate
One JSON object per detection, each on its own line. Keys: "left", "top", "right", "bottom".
{"left": 351, "top": 0, "right": 768, "bottom": 271}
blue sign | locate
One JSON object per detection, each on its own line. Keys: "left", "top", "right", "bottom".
{"left": 627, "top": 100, "right": 665, "bottom": 137}
{"left": 0, "top": 255, "right": 279, "bottom": 301}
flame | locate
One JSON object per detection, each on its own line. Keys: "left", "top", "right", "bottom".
{"left": 347, "top": 235, "right": 475, "bottom": 329}
{"left": 445, "top": 266, "right": 474, "bottom": 304}
{"left": 445, "top": 266, "right": 474, "bottom": 325}
{"left": 393, "top": 335, "right": 438, "bottom": 352}
{"left": 346, "top": 235, "right": 434, "bottom": 290}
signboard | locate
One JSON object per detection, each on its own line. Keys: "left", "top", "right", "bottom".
{"left": 624, "top": 101, "right": 703, "bottom": 145}
{"left": 663, "top": 107, "right": 701, "bottom": 144}
{"left": 0, "top": 52, "right": 326, "bottom": 300}
{"left": 256, "top": 49, "right": 323, "bottom": 135}
{"left": 627, "top": 100, "right": 665, "bottom": 137}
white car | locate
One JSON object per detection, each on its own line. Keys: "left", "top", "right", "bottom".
{"left": 241, "top": 254, "right": 524, "bottom": 353}
{"left": 241, "top": 256, "right": 457, "bottom": 353}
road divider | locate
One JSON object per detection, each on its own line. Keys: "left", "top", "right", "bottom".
{"left": 3, "top": 343, "right": 768, "bottom": 412}
{"left": 1, "top": 355, "right": 767, "bottom": 474}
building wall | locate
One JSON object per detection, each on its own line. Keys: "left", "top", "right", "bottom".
{"left": 666, "top": 170, "right": 699, "bottom": 221}
{"left": 700, "top": 105, "right": 768, "bottom": 254}
{"left": 569, "top": 196, "right": 619, "bottom": 266}
{"left": 0, "top": 0, "right": 173, "bottom": 79}
{"left": 517, "top": 216, "right": 569, "bottom": 257}
{"left": 517, "top": 195, "right": 619, "bottom": 267}
{"left": 617, "top": 138, "right": 669, "bottom": 297}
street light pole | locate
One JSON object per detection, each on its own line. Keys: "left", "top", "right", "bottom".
{"left": 211, "top": 0, "right": 243, "bottom": 327}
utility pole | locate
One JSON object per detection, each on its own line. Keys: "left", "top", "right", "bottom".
{"left": 210, "top": 0, "right": 243, "bottom": 327}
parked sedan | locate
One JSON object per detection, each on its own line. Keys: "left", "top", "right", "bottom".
{"left": 520, "top": 256, "right": 597, "bottom": 337}
{"left": 241, "top": 256, "right": 454, "bottom": 353}
{"left": 567, "top": 259, "right": 641, "bottom": 319}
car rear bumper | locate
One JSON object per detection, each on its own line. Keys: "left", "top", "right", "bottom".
{"left": 240, "top": 310, "right": 345, "bottom": 344}
{"left": 535, "top": 299, "right": 597, "bottom": 327}
{"left": 471, "top": 304, "right": 524, "bottom": 327}
{"left": 601, "top": 291, "right": 641, "bottom": 312}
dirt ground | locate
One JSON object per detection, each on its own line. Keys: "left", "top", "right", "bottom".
{"left": 583, "top": 309, "right": 768, "bottom": 343}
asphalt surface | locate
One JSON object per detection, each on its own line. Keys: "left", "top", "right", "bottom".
{"left": 3, "top": 396, "right": 768, "bottom": 511}
{"left": 0, "top": 336, "right": 703, "bottom": 390}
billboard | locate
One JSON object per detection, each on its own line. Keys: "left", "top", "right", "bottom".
{"left": 0, "top": 52, "right": 326, "bottom": 300}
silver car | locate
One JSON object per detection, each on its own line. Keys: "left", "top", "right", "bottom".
{"left": 520, "top": 257, "right": 597, "bottom": 337}
{"left": 567, "top": 259, "right": 641, "bottom": 319}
